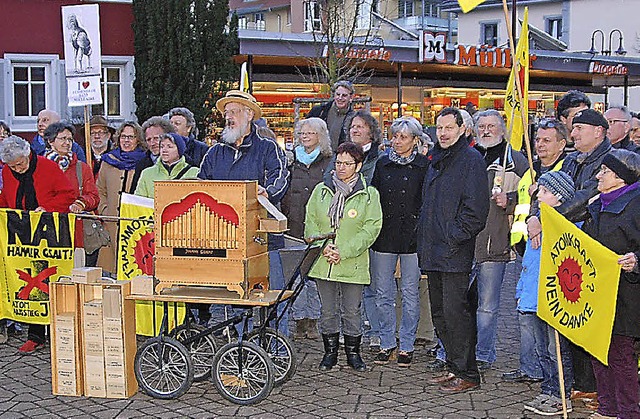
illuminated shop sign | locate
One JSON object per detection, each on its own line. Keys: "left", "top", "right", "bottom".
{"left": 422, "top": 32, "right": 447, "bottom": 63}
{"left": 589, "top": 61, "right": 628, "bottom": 76}
{"left": 453, "top": 44, "right": 537, "bottom": 68}
{"left": 322, "top": 45, "right": 392, "bottom": 61}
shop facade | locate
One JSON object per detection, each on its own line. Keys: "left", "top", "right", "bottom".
{"left": 239, "top": 29, "right": 640, "bottom": 145}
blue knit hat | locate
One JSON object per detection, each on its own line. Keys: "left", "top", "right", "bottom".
{"left": 166, "top": 133, "right": 187, "bottom": 157}
{"left": 538, "top": 171, "right": 575, "bottom": 203}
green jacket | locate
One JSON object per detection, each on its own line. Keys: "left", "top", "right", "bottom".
{"left": 304, "top": 176, "right": 382, "bottom": 284}
{"left": 134, "top": 157, "right": 199, "bottom": 199}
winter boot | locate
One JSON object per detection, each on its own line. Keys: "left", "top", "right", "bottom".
{"left": 344, "top": 334, "right": 366, "bottom": 372}
{"left": 319, "top": 332, "right": 339, "bottom": 371}
{"left": 306, "top": 319, "right": 320, "bottom": 340}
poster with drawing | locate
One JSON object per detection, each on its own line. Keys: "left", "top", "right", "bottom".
{"left": 61, "top": 4, "right": 102, "bottom": 77}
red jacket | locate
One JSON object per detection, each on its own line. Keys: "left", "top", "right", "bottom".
{"left": 0, "top": 155, "right": 76, "bottom": 212}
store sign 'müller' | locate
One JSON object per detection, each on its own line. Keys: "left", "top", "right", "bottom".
{"left": 322, "top": 45, "right": 391, "bottom": 61}
{"left": 453, "top": 44, "right": 537, "bottom": 68}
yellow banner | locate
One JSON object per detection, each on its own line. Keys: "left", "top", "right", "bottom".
{"left": 538, "top": 204, "right": 621, "bottom": 365}
{"left": 117, "top": 193, "right": 185, "bottom": 336}
{"left": 0, "top": 210, "right": 75, "bottom": 325}
{"left": 505, "top": 7, "right": 529, "bottom": 151}
{"left": 458, "top": 0, "right": 486, "bottom": 13}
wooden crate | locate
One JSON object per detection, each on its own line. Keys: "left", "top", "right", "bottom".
{"left": 154, "top": 181, "right": 271, "bottom": 298}
{"left": 50, "top": 281, "right": 83, "bottom": 397}
{"left": 79, "top": 281, "right": 137, "bottom": 399}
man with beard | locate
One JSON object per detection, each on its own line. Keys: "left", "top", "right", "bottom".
{"left": 88, "top": 116, "right": 114, "bottom": 177}
{"left": 198, "top": 90, "right": 289, "bottom": 331}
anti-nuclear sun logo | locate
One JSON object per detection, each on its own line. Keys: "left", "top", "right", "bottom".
{"left": 133, "top": 231, "right": 155, "bottom": 275}
{"left": 556, "top": 257, "right": 582, "bottom": 303}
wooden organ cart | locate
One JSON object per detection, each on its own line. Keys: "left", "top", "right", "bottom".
{"left": 154, "top": 180, "right": 284, "bottom": 298}
{"left": 130, "top": 179, "right": 330, "bottom": 405}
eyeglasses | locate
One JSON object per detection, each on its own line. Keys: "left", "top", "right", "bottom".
{"left": 223, "top": 108, "right": 245, "bottom": 118}
{"left": 335, "top": 160, "right": 357, "bottom": 167}
{"left": 55, "top": 136, "right": 74, "bottom": 143}
{"left": 538, "top": 118, "right": 560, "bottom": 129}
{"left": 299, "top": 131, "right": 317, "bottom": 136}
{"left": 120, "top": 134, "right": 136, "bottom": 140}
{"left": 598, "top": 166, "right": 615, "bottom": 176}
{"left": 606, "top": 119, "right": 628, "bottom": 125}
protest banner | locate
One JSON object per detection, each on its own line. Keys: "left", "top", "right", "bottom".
{"left": 538, "top": 203, "right": 621, "bottom": 365}
{"left": 0, "top": 210, "right": 75, "bottom": 325}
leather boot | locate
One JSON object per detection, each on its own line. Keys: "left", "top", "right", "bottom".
{"left": 319, "top": 332, "right": 339, "bottom": 371}
{"left": 344, "top": 334, "right": 366, "bottom": 372}
{"left": 293, "top": 319, "right": 307, "bottom": 341}
{"left": 306, "top": 319, "right": 320, "bottom": 340}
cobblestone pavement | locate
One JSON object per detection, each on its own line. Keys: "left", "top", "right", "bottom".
{"left": 0, "top": 262, "right": 595, "bottom": 418}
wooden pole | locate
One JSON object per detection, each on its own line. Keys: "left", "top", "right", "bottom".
{"left": 500, "top": 0, "right": 535, "bottom": 184}
{"left": 554, "top": 329, "right": 569, "bottom": 419}
{"left": 83, "top": 106, "right": 93, "bottom": 169}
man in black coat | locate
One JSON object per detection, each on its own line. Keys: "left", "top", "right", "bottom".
{"left": 417, "top": 107, "right": 489, "bottom": 393}
{"left": 307, "top": 80, "right": 355, "bottom": 150}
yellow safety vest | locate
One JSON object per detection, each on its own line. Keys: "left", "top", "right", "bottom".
{"left": 510, "top": 159, "right": 564, "bottom": 246}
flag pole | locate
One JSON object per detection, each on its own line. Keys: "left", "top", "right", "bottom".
{"left": 83, "top": 105, "right": 92, "bottom": 169}
{"left": 554, "top": 329, "right": 569, "bottom": 419}
{"left": 500, "top": 0, "right": 535, "bottom": 184}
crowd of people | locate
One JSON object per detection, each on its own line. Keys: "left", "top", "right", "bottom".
{"left": 0, "top": 84, "right": 639, "bottom": 418}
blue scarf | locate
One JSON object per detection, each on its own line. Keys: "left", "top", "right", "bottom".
{"left": 101, "top": 147, "right": 146, "bottom": 171}
{"left": 295, "top": 145, "right": 321, "bottom": 166}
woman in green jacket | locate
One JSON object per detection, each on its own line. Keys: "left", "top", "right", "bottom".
{"left": 134, "top": 133, "right": 199, "bottom": 198}
{"left": 305, "top": 142, "right": 382, "bottom": 372}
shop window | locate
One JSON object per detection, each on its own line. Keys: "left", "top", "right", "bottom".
{"left": 398, "top": 0, "right": 414, "bottom": 18}
{"left": 546, "top": 17, "right": 562, "bottom": 39}
{"left": 481, "top": 22, "right": 498, "bottom": 46}
{"left": 304, "top": 1, "right": 322, "bottom": 32}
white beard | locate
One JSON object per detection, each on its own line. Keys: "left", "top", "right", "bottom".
{"left": 221, "top": 123, "right": 248, "bottom": 145}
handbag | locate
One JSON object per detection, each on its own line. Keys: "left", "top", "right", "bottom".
{"left": 76, "top": 162, "right": 111, "bottom": 254}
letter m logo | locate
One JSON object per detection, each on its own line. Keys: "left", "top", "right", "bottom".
{"left": 423, "top": 32, "right": 447, "bottom": 63}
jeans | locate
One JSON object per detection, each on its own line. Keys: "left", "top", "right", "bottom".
{"left": 289, "top": 276, "right": 321, "bottom": 321}
{"left": 540, "top": 320, "right": 573, "bottom": 399}
{"left": 428, "top": 271, "right": 479, "bottom": 384}
{"left": 362, "top": 250, "right": 380, "bottom": 338}
{"left": 315, "top": 279, "right": 364, "bottom": 337}
{"left": 592, "top": 334, "right": 640, "bottom": 419}
{"left": 473, "top": 261, "right": 506, "bottom": 364}
{"left": 371, "top": 251, "right": 420, "bottom": 352}
{"left": 517, "top": 311, "right": 544, "bottom": 379}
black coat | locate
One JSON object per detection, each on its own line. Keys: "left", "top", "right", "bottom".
{"left": 280, "top": 153, "right": 331, "bottom": 238}
{"left": 184, "top": 134, "right": 210, "bottom": 167}
{"left": 371, "top": 153, "right": 428, "bottom": 254}
{"left": 307, "top": 100, "right": 354, "bottom": 147}
{"left": 583, "top": 186, "right": 640, "bottom": 338}
{"left": 417, "top": 138, "right": 490, "bottom": 273}
{"left": 129, "top": 151, "right": 155, "bottom": 194}
{"left": 557, "top": 138, "right": 611, "bottom": 222}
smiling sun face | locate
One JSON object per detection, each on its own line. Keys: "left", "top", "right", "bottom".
{"left": 557, "top": 257, "right": 582, "bottom": 303}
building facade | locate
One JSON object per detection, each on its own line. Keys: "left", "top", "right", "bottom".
{"left": 1, "top": 0, "right": 136, "bottom": 137}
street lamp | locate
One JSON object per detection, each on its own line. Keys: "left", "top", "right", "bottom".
{"left": 589, "top": 29, "right": 626, "bottom": 56}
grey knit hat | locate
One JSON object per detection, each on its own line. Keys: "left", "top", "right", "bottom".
{"left": 538, "top": 171, "right": 575, "bottom": 203}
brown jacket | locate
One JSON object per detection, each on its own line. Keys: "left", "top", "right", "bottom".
{"left": 96, "top": 162, "right": 136, "bottom": 274}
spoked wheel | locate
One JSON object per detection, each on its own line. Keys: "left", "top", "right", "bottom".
{"left": 134, "top": 336, "right": 194, "bottom": 399}
{"left": 246, "top": 328, "right": 296, "bottom": 386}
{"left": 211, "top": 341, "right": 274, "bottom": 405}
{"left": 170, "top": 324, "right": 217, "bottom": 382}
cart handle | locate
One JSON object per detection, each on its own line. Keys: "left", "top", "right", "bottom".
{"left": 304, "top": 232, "right": 336, "bottom": 244}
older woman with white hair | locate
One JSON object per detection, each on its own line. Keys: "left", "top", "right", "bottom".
{"left": 281, "top": 117, "right": 333, "bottom": 340}
{"left": 0, "top": 135, "right": 76, "bottom": 353}
{"left": 370, "top": 116, "right": 429, "bottom": 367}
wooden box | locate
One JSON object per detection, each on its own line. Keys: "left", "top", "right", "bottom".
{"left": 154, "top": 181, "right": 271, "bottom": 298}
{"left": 50, "top": 281, "right": 83, "bottom": 397}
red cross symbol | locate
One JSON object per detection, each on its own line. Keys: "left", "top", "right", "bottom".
{"left": 16, "top": 266, "right": 57, "bottom": 300}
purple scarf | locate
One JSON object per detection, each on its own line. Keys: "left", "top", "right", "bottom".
{"left": 101, "top": 147, "right": 146, "bottom": 171}
{"left": 601, "top": 182, "right": 640, "bottom": 210}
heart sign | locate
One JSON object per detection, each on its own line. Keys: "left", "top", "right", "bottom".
{"left": 82, "top": 81, "right": 90, "bottom": 89}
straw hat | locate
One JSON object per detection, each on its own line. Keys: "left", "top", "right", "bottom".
{"left": 216, "top": 90, "right": 262, "bottom": 120}
{"left": 89, "top": 115, "right": 115, "bottom": 134}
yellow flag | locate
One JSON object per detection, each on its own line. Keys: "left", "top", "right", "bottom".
{"left": 118, "top": 193, "right": 185, "bottom": 336}
{"left": 240, "top": 62, "right": 250, "bottom": 92}
{"left": 505, "top": 7, "right": 529, "bottom": 151}
{"left": 458, "top": 0, "right": 487, "bottom": 13}
{"left": 538, "top": 203, "right": 621, "bottom": 365}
